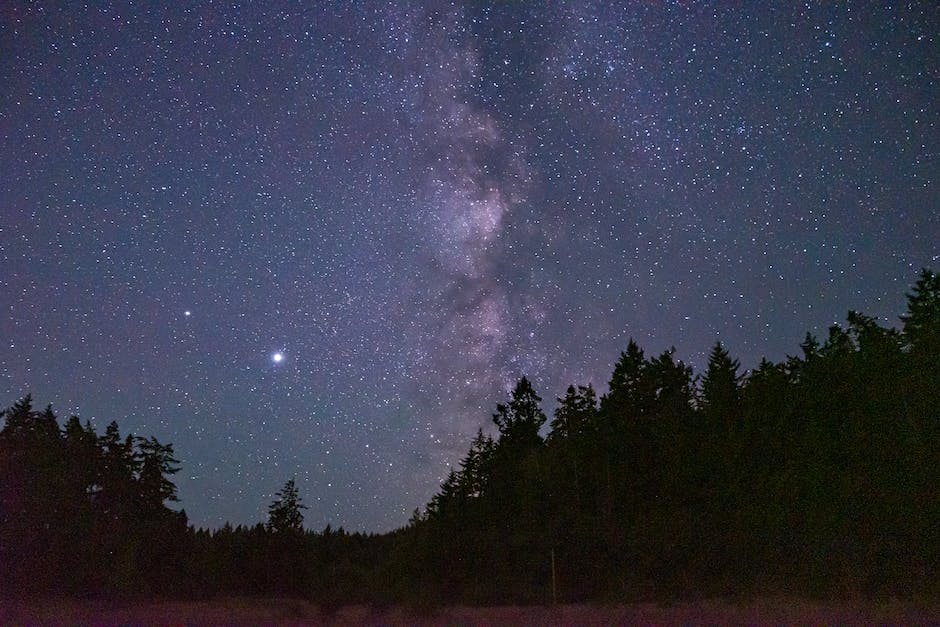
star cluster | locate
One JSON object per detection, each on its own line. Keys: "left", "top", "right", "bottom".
{"left": 2, "top": 2, "right": 937, "bottom": 531}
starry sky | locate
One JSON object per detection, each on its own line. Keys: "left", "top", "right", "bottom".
{"left": 2, "top": 2, "right": 938, "bottom": 532}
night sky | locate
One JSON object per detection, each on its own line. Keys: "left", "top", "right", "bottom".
{"left": 2, "top": 2, "right": 938, "bottom": 532}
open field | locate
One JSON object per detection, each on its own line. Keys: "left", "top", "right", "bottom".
{"left": 3, "top": 597, "right": 939, "bottom": 625}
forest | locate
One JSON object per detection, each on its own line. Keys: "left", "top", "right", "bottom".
{"left": 1, "top": 268, "right": 938, "bottom": 605}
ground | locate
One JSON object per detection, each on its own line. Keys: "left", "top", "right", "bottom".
{"left": 3, "top": 597, "right": 938, "bottom": 625}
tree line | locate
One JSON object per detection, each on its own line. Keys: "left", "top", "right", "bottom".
{"left": 0, "top": 397, "right": 188, "bottom": 595}
{"left": 2, "top": 268, "right": 938, "bottom": 604}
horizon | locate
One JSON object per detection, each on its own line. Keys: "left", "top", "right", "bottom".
{"left": 1, "top": 281, "right": 927, "bottom": 534}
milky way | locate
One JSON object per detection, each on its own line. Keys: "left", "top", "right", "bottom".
{"left": 2, "top": 2, "right": 938, "bottom": 531}
{"left": 406, "top": 6, "right": 535, "bottom": 445}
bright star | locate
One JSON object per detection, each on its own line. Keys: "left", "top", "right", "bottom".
{"left": 272, "top": 352, "right": 284, "bottom": 363}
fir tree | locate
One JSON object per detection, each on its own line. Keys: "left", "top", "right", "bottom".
{"left": 549, "top": 384, "right": 597, "bottom": 441}
{"left": 700, "top": 341, "right": 741, "bottom": 417}
{"left": 492, "top": 377, "right": 546, "bottom": 449}
{"left": 901, "top": 267, "right": 940, "bottom": 355}
{"left": 600, "top": 339, "right": 649, "bottom": 418}
{"left": 135, "top": 436, "right": 180, "bottom": 511}
{"left": 267, "top": 478, "right": 307, "bottom": 534}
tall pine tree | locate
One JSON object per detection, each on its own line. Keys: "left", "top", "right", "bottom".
{"left": 267, "top": 478, "right": 307, "bottom": 534}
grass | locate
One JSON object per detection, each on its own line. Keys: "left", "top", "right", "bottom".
{"left": 3, "top": 596, "right": 939, "bottom": 625}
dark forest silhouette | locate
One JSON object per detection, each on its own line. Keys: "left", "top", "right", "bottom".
{"left": 2, "top": 268, "right": 939, "bottom": 604}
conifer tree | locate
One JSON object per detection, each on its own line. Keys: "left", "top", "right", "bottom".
{"left": 700, "top": 341, "right": 741, "bottom": 417}
{"left": 0, "top": 394, "right": 34, "bottom": 435}
{"left": 645, "top": 348, "right": 695, "bottom": 416}
{"left": 459, "top": 429, "right": 495, "bottom": 498}
{"left": 492, "top": 377, "right": 546, "bottom": 449}
{"left": 901, "top": 267, "right": 940, "bottom": 355}
{"left": 97, "top": 421, "right": 137, "bottom": 521}
{"left": 135, "top": 436, "right": 180, "bottom": 511}
{"left": 600, "top": 339, "right": 648, "bottom": 418}
{"left": 549, "top": 384, "right": 597, "bottom": 441}
{"left": 267, "top": 478, "right": 307, "bottom": 534}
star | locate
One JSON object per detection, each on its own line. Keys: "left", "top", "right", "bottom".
{"left": 2, "top": 2, "right": 933, "bottom": 535}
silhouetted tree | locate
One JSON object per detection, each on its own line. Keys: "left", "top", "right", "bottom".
{"left": 600, "top": 339, "right": 649, "bottom": 419}
{"left": 136, "top": 436, "right": 180, "bottom": 512}
{"left": 267, "top": 478, "right": 306, "bottom": 534}
{"left": 492, "top": 377, "right": 546, "bottom": 450}
{"left": 0, "top": 396, "right": 67, "bottom": 591}
{"left": 644, "top": 348, "right": 695, "bottom": 417}
{"left": 700, "top": 341, "right": 741, "bottom": 418}
{"left": 901, "top": 268, "right": 940, "bottom": 355}
{"left": 4, "top": 267, "right": 940, "bottom": 604}
{"left": 549, "top": 384, "right": 597, "bottom": 441}
{"left": 97, "top": 421, "right": 138, "bottom": 523}
{"left": 459, "top": 429, "right": 496, "bottom": 499}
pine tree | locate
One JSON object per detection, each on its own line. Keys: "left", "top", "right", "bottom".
{"left": 459, "top": 429, "right": 495, "bottom": 498}
{"left": 820, "top": 324, "right": 854, "bottom": 359}
{"left": 267, "top": 478, "right": 307, "bottom": 534}
{"left": 901, "top": 267, "right": 940, "bottom": 355}
{"left": 549, "top": 384, "right": 597, "bottom": 441}
{"left": 135, "top": 436, "right": 180, "bottom": 511}
{"left": 427, "top": 468, "right": 461, "bottom": 520}
{"left": 800, "top": 332, "right": 820, "bottom": 361}
{"left": 600, "top": 339, "right": 649, "bottom": 418}
{"left": 63, "top": 416, "right": 99, "bottom": 494}
{"left": 645, "top": 348, "right": 695, "bottom": 416}
{"left": 700, "top": 341, "right": 741, "bottom": 417}
{"left": 0, "top": 396, "right": 67, "bottom": 591}
{"left": 97, "top": 421, "right": 138, "bottom": 521}
{"left": 0, "top": 394, "right": 34, "bottom": 435}
{"left": 492, "top": 377, "right": 546, "bottom": 449}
